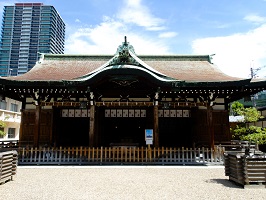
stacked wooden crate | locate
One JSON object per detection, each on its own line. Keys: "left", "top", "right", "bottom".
{"left": 224, "top": 151, "right": 266, "bottom": 188}
{"left": 243, "top": 156, "right": 266, "bottom": 187}
{"left": 224, "top": 153, "right": 245, "bottom": 185}
{"left": 0, "top": 151, "right": 18, "bottom": 185}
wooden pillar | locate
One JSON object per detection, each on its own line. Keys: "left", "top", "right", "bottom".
{"left": 153, "top": 91, "right": 160, "bottom": 147}
{"left": 19, "top": 110, "right": 25, "bottom": 144}
{"left": 207, "top": 104, "right": 214, "bottom": 149}
{"left": 33, "top": 105, "right": 41, "bottom": 147}
{"left": 21, "top": 98, "right": 26, "bottom": 109}
{"left": 49, "top": 111, "right": 54, "bottom": 146}
{"left": 89, "top": 105, "right": 95, "bottom": 147}
{"left": 153, "top": 105, "right": 159, "bottom": 147}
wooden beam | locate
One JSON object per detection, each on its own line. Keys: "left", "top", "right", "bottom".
{"left": 207, "top": 104, "right": 215, "bottom": 149}
{"left": 33, "top": 105, "right": 41, "bottom": 147}
{"left": 89, "top": 105, "right": 95, "bottom": 147}
{"left": 153, "top": 105, "right": 159, "bottom": 147}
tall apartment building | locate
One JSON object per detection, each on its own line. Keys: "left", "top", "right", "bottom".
{"left": 0, "top": 3, "right": 65, "bottom": 76}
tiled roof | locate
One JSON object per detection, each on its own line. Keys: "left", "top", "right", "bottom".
{"left": 6, "top": 54, "right": 242, "bottom": 82}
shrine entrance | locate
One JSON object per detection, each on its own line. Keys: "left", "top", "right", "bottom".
{"left": 158, "top": 108, "right": 194, "bottom": 147}
{"left": 159, "top": 117, "right": 193, "bottom": 147}
{"left": 100, "top": 117, "right": 146, "bottom": 146}
{"left": 98, "top": 107, "right": 152, "bottom": 147}
{"left": 56, "top": 117, "right": 90, "bottom": 147}
{"left": 54, "top": 108, "right": 90, "bottom": 147}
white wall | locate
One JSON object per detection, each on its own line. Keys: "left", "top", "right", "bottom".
{"left": 0, "top": 97, "right": 21, "bottom": 141}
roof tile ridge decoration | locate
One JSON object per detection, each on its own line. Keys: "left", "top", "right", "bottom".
{"left": 72, "top": 36, "right": 178, "bottom": 82}
{"left": 107, "top": 36, "right": 171, "bottom": 78}
{"left": 108, "top": 36, "right": 139, "bottom": 66}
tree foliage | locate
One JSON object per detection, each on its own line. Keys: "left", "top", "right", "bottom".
{"left": 231, "top": 101, "right": 244, "bottom": 116}
{"left": 231, "top": 101, "right": 263, "bottom": 122}
{"left": 240, "top": 107, "right": 263, "bottom": 123}
{"left": 231, "top": 101, "right": 266, "bottom": 145}
{"left": 233, "top": 125, "right": 266, "bottom": 145}
{"left": 0, "top": 120, "right": 6, "bottom": 137}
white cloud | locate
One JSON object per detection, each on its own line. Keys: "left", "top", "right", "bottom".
{"left": 192, "top": 24, "right": 266, "bottom": 78}
{"left": 117, "top": 0, "right": 165, "bottom": 31}
{"left": 65, "top": 20, "right": 125, "bottom": 54}
{"left": 158, "top": 32, "right": 178, "bottom": 38}
{"left": 65, "top": 0, "right": 172, "bottom": 55}
{"left": 75, "top": 19, "right": 81, "bottom": 23}
{"left": 65, "top": 19, "right": 170, "bottom": 55}
{"left": 244, "top": 14, "right": 266, "bottom": 24}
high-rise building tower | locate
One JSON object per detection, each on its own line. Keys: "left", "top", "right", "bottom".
{"left": 0, "top": 3, "right": 65, "bottom": 76}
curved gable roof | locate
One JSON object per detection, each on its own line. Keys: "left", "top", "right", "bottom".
{"left": 4, "top": 37, "right": 244, "bottom": 83}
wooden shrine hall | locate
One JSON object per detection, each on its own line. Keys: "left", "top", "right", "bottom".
{"left": 1, "top": 37, "right": 265, "bottom": 149}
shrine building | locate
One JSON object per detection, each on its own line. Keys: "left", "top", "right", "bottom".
{"left": 0, "top": 37, "right": 265, "bottom": 148}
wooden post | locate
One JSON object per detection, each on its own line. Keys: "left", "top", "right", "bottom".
{"left": 19, "top": 110, "right": 25, "bottom": 143}
{"left": 33, "top": 105, "right": 41, "bottom": 147}
{"left": 207, "top": 104, "right": 215, "bottom": 150}
{"left": 89, "top": 105, "right": 95, "bottom": 147}
{"left": 153, "top": 105, "right": 159, "bottom": 147}
{"left": 148, "top": 144, "right": 151, "bottom": 161}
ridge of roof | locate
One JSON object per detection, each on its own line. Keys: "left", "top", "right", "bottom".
{"left": 41, "top": 36, "right": 212, "bottom": 63}
{"left": 43, "top": 54, "right": 212, "bottom": 62}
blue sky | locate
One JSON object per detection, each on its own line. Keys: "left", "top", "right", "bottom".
{"left": 1, "top": 0, "right": 266, "bottom": 78}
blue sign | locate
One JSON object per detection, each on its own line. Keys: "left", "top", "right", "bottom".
{"left": 145, "top": 129, "right": 153, "bottom": 140}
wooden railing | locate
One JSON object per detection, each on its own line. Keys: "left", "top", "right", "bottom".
{"left": 18, "top": 146, "right": 225, "bottom": 165}
{"left": 0, "top": 150, "right": 18, "bottom": 184}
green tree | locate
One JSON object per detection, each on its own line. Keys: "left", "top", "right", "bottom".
{"left": 0, "top": 120, "right": 6, "bottom": 137}
{"left": 231, "top": 101, "right": 244, "bottom": 116}
{"left": 231, "top": 101, "right": 266, "bottom": 145}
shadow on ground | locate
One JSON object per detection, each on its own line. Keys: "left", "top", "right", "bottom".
{"left": 206, "top": 179, "right": 243, "bottom": 189}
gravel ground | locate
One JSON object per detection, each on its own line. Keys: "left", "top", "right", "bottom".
{"left": 1, "top": 166, "right": 266, "bottom": 200}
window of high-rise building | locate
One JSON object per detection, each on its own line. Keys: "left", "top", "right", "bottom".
{"left": 0, "top": 3, "right": 65, "bottom": 77}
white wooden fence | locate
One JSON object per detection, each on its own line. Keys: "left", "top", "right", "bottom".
{"left": 18, "top": 146, "right": 225, "bottom": 165}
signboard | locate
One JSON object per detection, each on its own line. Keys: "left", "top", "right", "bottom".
{"left": 145, "top": 129, "right": 153, "bottom": 145}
